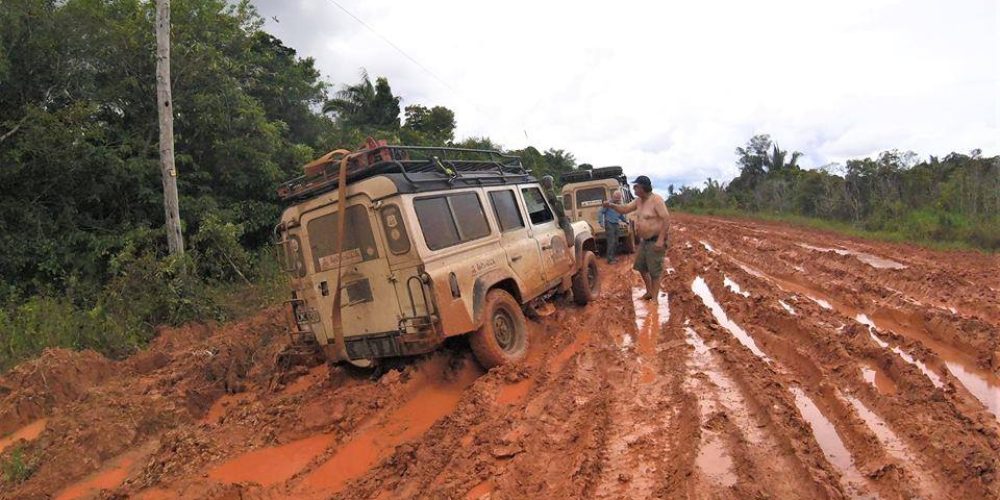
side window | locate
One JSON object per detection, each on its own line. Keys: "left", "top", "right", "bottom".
{"left": 414, "top": 197, "right": 460, "bottom": 250}
{"left": 450, "top": 192, "right": 491, "bottom": 241}
{"left": 562, "top": 194, "right": 572, "bottom": 211}
{"left": 576, "top": 187, "right": 606, "bottom": 208}
{"left": 521, "top": 187, "right": 554, "bottom": 225}
{"left": 489, "top": 190, "right": 525, "bottom": 232}
{"left": 414, "top": 192, "right": 492, "bottom": 250}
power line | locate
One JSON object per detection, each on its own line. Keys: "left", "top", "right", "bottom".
{"left": 323, "top": 0, "right": 458, "bottom": 94}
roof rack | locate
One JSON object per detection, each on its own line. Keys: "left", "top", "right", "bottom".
{"left": 559, "top": 165, "right": 627, "bottom": 185}
{"left": 277, "top": 138, "right": 528, "bottom": 202}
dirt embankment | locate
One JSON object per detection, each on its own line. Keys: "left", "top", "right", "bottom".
{"left": 1, "top": 213, "right": 997, "bottom": 499}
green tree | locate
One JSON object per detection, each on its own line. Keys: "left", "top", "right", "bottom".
{"left": 402, "top": 104, "right": 456, "bottom": 144}
{"left": 322, "top": 69, "right": 401, "bottom": 130}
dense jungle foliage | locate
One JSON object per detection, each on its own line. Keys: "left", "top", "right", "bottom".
{"left": 668, "top": 135, "right": 999, "bottom": 251}
{"left": 0, "top": 0, "right": 579, "bottom": 369}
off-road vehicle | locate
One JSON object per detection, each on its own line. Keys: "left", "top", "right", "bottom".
{"left": 560, "top": 166, "right": 639, "bottom": 254}
{"left": 275, "top": 139, "right": 600, "bottom": 369}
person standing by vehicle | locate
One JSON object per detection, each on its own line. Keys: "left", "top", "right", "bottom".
{"left": 541, "top": 175, "right": 574, "bottom": 243}
{"left": 598, "top": 190, "right": 626, "bottom": 264}
{"left": 602, "top": 176, "right": 669, "bottom": 301}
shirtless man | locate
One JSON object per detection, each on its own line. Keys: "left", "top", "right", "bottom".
{"left": 602, "top": 175, "right": 670, "bottom": 301}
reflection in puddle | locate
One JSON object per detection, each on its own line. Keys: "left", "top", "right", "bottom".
{"left": 857, "top": 316, "right": 944, "bottom": 389}
{"left": 700, "top": 241, "right": 717, "bottom": 253}
{"left": 723, "top": 276, "right": 750, "bottom": 297}
{"left": 779, "top": 300, "right": 796, "bottom": 315}
{"left": 809, "top": 296, "right": 833, "bottom": 310}
{"left": 859, "top": 363, "right": 897, "bottom": 395}
{"left": 632, "top": 287, "right": 669, "bottom": 357}
{"left": 789, "top": 387, "right": 867, "bottom": 495}
{"left": 696, "top": 435, "right": 737, "bottom": 488}
{"left": 691, "top": 277, "right": 770, "bottom": 362}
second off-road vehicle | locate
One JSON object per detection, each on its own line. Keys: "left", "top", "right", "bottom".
{"left": 275, "top": 139, "right": 600, "bottom": 369}
{"left": 560, "top": 166, "right": 639, "bottom": 254}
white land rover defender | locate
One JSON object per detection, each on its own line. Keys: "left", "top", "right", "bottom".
{"left": 276, "top": 140, "right": 600, "bottom": 369}
{"left": 560, "top": 166, "right": 639, "bottom": 255}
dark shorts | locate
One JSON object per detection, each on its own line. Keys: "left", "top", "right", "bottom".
{"left": 633, "top": 238, "right": 666, "bottom": 278}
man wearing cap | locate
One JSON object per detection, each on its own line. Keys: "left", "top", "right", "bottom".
{"left": 602, "top": 175, "right": 670, "bottom": 301}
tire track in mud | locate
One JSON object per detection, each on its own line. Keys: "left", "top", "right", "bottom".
{"left": 674, "top": 214, "right": 998, "bottom": 498}
{"left": 6, "top": 214, "right": 998, "bottom": 499}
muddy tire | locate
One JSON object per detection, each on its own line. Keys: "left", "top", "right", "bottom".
{"left": 622, "top": 228, "right": 636, "bottom": 254}
{"left": 572, "top": 250, "right": 600, "bottom": 305}
{"left": 470, "top": 289, "right": 528, "bottom": 369}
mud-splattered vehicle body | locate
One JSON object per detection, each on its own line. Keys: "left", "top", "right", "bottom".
{"left": 275, "top": 140, "right": 600, "bottom": 369}
{"left": 560, "top": 166, "right": 638, "bottom": 255}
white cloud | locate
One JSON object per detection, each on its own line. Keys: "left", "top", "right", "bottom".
{"left": 254, "top": 0, "right": 999, "bottom": 191}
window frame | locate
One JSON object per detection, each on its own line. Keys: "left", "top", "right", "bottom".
{"left": 488, "top": 189, "right": 526, "bottom": 233}
{"left": 413, "top": 191, "right": 493, "bottom": 251}
{"left": 520, "top": 186, "right": 555, "bottom": 226}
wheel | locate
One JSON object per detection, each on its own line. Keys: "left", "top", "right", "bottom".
{"left": 622, "top": 227, "right": 636, "bottom": 254}
{"left": 470, "top": 289, "right": 529, "bottom": 369}
{"left": 572, "top": 250, "right": 600, "bottom": 305}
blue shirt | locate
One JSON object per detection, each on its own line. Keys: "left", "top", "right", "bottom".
{"left": 598, "top": 206, "right": 626, "bottom": 227}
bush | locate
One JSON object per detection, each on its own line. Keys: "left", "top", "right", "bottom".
{"left": 1, "top": 447, "right": 36, "bottom": 484}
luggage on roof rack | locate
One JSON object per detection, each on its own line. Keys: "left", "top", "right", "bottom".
{"left": 277, "top": 137, "right": 527, "bottom": 202}
{"left": 559, "top": 165, "right": 627, "bottom": 185}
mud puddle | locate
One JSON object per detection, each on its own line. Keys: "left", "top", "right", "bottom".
{"left": 798, "top": 243, "right": 907, "bottom": 270}
{"left": 723, "top": 276, "right": 750, "bottom": 297}
{"left": 55, "top": 440, "right": 157, "bottom": 500}
{"left": 859, "top": 362, "right": 898, "bottom": 395}
{"left": 298, "top": 360, "right": 482, "bottom": 495}
{"left": 691, "top": 277, "right": 770, "bottom": 362}
{"left": 0, "top": 418, "right": 47, "bottom": 453}
{"left": 208, "top": 433, "right": 335, "bottom": 486}
{"left": 789, "top": 387, "right": 869, "bottom": 497}
{"left": 867, "top": 314, "right": 1000, "bottom": 419}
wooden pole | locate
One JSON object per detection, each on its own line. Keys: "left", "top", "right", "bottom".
{"left": 155, "top": 0, "right": 184, "bottom": 255}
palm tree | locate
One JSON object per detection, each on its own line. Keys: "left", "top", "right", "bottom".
{"left": 765, "top": 144, "right": 802, "bottom": 173}
{"left": 322, "top": 69, "right": 400, "bottom": 129}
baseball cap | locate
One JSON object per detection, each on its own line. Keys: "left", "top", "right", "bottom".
{"left": 633, "top": 175, "right": 652, "bottom": 189}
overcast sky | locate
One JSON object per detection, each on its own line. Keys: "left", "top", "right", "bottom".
{"left": 254, "top": 0, "right": 999, "bottom": 191}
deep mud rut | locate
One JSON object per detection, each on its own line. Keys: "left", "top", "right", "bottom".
{"left": 1, "top": 214, "right": 998, "bottom": 499}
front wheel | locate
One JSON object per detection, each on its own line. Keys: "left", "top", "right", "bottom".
{"left": 470, "top": 289, "right": 528, "bottom": 369}
{"left": 572, "top": 250, "right": 601, "bottom": 305}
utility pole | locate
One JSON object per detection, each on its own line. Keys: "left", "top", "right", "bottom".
{"left": 155, "top": 0, "right": 184, "bottom": 255}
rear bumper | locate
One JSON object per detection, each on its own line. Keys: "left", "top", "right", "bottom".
{"left": 340, "top": 320, "right": 442, "bottom": 361}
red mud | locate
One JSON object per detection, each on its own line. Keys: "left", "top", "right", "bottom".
{"left": 1, "top": 214, "right": 998, "bottom": 499}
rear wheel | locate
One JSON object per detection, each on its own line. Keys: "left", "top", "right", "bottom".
{"left": 470, "top": 289, "right": 528, "bottom": 369}
{"left": 572, "top": 250, "right": 601, "bottom": 305}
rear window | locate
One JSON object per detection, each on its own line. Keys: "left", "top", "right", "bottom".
{"left": 576, "top": 187, "right": 606, "bottom": 208}
{"left": 521, "top": 187, "right": 554, "bottom": 225}
{"left": 489, "top": 190, "right": 525, "bottom": 232}
{"left": 414, "top": 192, "right": 492, "bottom": 250}
{"left": 307, "top": 205, "right": 379, "bottom": 271}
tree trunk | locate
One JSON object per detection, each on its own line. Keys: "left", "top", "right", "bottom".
{"left": 156, "top": 0, "right": 184, "bottom": 255}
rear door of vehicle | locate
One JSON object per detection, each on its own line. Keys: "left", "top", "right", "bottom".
{"left": 518, "top": 185, "right": 574, "bottom": 283}
{"left": 301, "top": 199, "right": 402, "bottom": 340}
{"left": 574, "top": 185, "right": 608, "bottom": 236}
{"left": 486, "top": 187, "right": 545, "bottom": 299}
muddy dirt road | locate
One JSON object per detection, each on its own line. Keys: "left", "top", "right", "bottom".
{"left": 1, "top": 214, "right": 998, "bottom": 499}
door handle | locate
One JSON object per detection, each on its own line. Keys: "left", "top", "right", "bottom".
{"left": 541, "top": 244, "right": 552, "bottom": 250}
{"left": 511, "top": 255, "right": 523, "bottom": 262}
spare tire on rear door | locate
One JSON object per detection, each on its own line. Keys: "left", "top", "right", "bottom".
{"left": 572, "top": 250, "right": 600, "bottom": 305}
{"left": 470, "top": 289, "right": 528, "bottom": 369}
